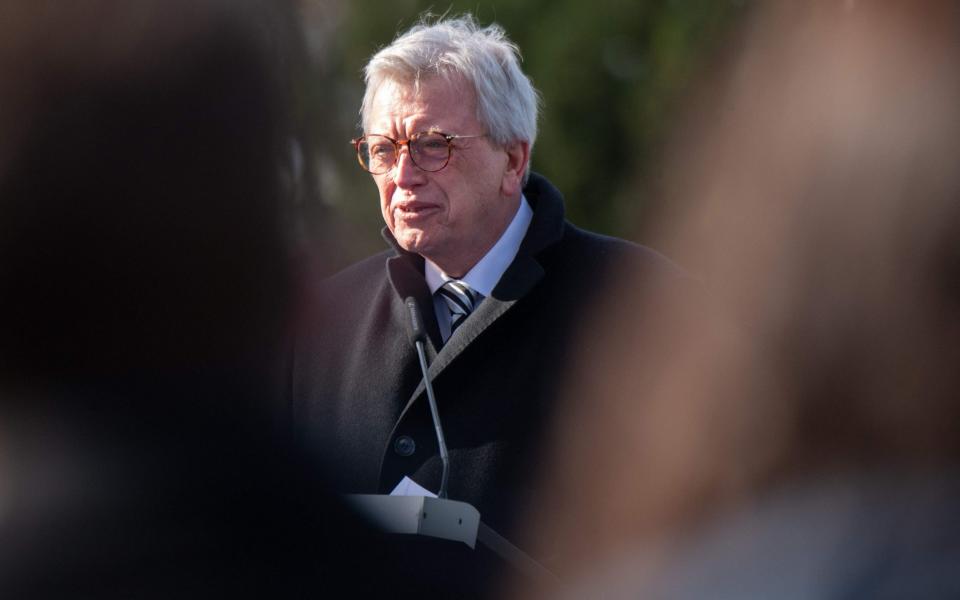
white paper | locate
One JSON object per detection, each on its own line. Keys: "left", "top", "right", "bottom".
{"left": 389, "top": 476, "right": 438, "bottom": 498}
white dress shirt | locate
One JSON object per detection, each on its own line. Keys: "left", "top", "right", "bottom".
{"left": 425, "top": 194, "right": 533, "bottom": 342}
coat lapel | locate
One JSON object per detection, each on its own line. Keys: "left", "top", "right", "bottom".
{"left": 423, "top": 253, "right": 543, "bottom": 379}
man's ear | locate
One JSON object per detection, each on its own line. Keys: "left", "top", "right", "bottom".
{"left": 500, "top": 140, "right": 530, "bottom": 197}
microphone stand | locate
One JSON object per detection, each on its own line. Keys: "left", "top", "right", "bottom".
{"left": 409, "top": 299, "right": 450, "bottom": 499}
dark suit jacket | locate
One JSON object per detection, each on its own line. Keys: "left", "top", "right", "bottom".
{"left": 291, "top": 172, "right": 683, "bottom": 539}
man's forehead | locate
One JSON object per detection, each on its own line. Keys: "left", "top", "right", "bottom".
{"left": 373, "top": 74, "right": 472, "bottom": 108}
{"left": 368, "top": 74, "right": 477, "bottom": 130}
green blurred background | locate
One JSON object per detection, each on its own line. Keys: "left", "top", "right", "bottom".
{"left": 293, "top": 0, "right": 749, "bottom": 272}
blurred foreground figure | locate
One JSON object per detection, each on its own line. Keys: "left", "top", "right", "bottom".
{"left": 0, "top": 2, "right": 422, "bottom": 597}
{"left": 518, "top": 2, "right": 960, "bottom": 597}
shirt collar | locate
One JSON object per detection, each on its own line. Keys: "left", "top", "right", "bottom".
{"left": 425, "top": 194, "right": 534, "bottom": 296}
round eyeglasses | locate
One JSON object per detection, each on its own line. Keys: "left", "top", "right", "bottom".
{"left": 350, "top": 131, "right": 485, "bottom": 174}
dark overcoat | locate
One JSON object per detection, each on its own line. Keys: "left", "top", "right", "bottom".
{"left": 290, "top": 173, "right": 682, "bottom": 537}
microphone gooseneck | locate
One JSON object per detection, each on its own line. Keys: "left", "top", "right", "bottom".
{"left": 404, "top": 297, "right": 450, "bottom": 499}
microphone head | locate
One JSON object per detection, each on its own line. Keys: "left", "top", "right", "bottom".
{"left": 404, "top": 297, "right": 427, "bottom": 345}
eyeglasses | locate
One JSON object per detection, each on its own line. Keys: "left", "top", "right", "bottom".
{"left": 350, "top": 131, "right": 485, "bottom": 174}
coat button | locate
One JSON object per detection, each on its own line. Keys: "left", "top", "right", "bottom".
{"left": 394, "top": 435, "right": 416, "bottom": 457}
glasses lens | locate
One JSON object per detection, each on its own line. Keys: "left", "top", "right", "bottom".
{"left": 410, "top": 133, "right": 450, "bottom": 172}
{"left": 358, "top": 135, "right": 396, "bottom": 174}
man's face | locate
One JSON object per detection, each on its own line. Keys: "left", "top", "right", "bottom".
{"left": 365, "top": 76, "right": 523, "bottom": 276}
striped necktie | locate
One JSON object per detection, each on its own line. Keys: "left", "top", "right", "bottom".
{"left": 437, "top": 280, "right": 480, "bottom": 336}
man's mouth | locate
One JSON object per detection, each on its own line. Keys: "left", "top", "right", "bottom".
{"left": 395, "top": 200, "right": 440, "bottom": 215}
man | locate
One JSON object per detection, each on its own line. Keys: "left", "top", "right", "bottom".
{"left": 291, "top": 15, "right": 682, "bottom": 539}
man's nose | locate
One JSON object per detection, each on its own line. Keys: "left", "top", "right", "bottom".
{"left": 392, "top": 144, "right": 424, "bottom": 188}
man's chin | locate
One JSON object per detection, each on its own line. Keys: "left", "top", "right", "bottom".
{"left": 394, "top": 230, "right": 433, "bottom": 256}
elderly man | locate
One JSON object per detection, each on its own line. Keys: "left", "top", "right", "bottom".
{"left": 291, "top": 15, "right": 680, "bottom": 538}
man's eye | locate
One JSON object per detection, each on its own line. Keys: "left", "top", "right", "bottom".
{"left": 370, "top": 144, "right": 394, "bottom": 157}
{"left": 418, "top": 138, "right": 448, "bottom": 153}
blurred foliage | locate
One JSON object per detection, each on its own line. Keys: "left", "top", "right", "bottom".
{"left": 297, "top": 0, "right": 750, "bottom": 271}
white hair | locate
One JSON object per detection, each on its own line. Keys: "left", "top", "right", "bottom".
{"left": 360, "top": 14, "right": 541, "bottom": 180}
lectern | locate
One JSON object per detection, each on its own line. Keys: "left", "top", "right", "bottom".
{"left": 346, "top": 493, "right": 557, "bottom": 586}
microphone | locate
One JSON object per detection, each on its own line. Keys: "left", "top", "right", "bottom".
{"left": 404, "top": 297, "right": 450, "bottom": 499}
{"left": 405, "top": 295, "right": 428, "bottom": 345}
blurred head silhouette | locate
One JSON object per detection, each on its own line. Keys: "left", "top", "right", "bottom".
{"left": 0, "top": 1, "right": 295, "bottom": 395}
{"left": 519, "top": 1, "right": 960, "bottom": 596}
{"left": 0, "top": 2, "right": 402, "bottom": 598}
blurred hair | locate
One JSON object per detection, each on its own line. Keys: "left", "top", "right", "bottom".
{"left": 0, "top": 0, "right": 298, "bottom": 394}
{"left": 519, "top": 0, "right": 960, "bottom": 588}
{"left": 0, "top": 4, "right": 431, "bottom": 598}
{"left": 360, "top": 13, "right": 540, "bottom": 181}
